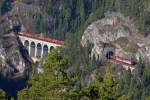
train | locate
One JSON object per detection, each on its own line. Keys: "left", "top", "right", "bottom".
{"left": 106, "top": 51, "right": 136, "bottom": 65}
{"left": 112, "top": 56, "right": 136, "bottom": 65}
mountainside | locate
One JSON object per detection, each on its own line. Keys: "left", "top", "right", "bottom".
{"left": 81, "top": 12, "right": 150, "bottom": 63}
{"left": 0, "top": 31, "right": 32, "bottom": 98}
{"left": 0, "top": 0, "right": 150, "bottom": 39}
{"left": 0, "top": 1, "right": 53, "bottom": 34}
{"left": 0, "top": 0, "right": 150, "bottom": 99}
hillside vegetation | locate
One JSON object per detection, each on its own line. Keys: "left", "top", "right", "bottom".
{"left": 0, "top": 0, "right": 150, "bottom": 39}
{"left": 0, "top": 0, "right": 150, "bottom": 100}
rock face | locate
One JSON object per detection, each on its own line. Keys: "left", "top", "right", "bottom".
{"left": 0, "top": 0, "right": 33, "bottom": 80}
{"left": 0, "top": 1, "right": 38, "bottom": 98}
{"left": 1, "top": 0, "right": 53, "bottom": 33}
{"left": 1, "top": 32, "right": 32, "bottom": 78}
{"left": 81, "top": 12, "right": 150, "bottom": 63}
{"left": 0, "top": 31, "right": 32, "bottom": 98}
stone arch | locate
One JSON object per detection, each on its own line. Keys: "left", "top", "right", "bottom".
{"left": 36, "top": 43, "right": 42, "bottom": 58}
{"left": 30, "top": 41, "right": 36, "bottom": 57}
{"left": 43, "top": 45, "right": 48, "bottom": 57}
{"left": 24, "top": 40, "right": 29, "bottom": 51}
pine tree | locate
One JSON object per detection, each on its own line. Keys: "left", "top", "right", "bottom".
{"left": 0, "top": 89, "right": 5, "bottom": 99}
{"left": 95, "top": 65, "right": 118, "bottom": 100}
{"left": 18, "top": 49, "right": 70, "bottom": 99}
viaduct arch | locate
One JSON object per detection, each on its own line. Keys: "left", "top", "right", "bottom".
{"left": 18, "top": 32, "right": 64, "bottom": 62}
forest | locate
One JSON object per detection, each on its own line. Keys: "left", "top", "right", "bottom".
{"left": 0, "top": 0, "right": 150, "bottom": 100}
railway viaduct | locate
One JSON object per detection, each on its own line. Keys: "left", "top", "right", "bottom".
{"left": 18, "top": 32, "right": 64, "bottom": 62}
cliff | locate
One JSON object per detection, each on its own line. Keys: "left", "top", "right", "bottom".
{"left": 0, "top": 31, "right": 33, "bottom": 99}
{"left": 0, "top": 1, "right": 53, "bottom": 33}
{"left": 81, "top": 12, "right": 150, "bottom": 64}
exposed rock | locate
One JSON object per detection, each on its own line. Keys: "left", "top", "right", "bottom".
{"left": 0, "top": 31, "right": 33, "bottom": 98}
{"left": 1, "top": 32, "right": 32, "bottom": 77}
{"left": 1, "top": 1, "right": 53, "bottom": 33}
{"left": 0, "top": 1, "right": 35, "bottom": 97}
{"left": 81, "top": 12, "right": 150, "bottom": 63}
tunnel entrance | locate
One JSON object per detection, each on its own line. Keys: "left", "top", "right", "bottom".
{"left": 106, "top": 51, "right": 114, "bottom": 59}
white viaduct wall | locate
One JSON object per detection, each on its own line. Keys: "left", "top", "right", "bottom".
{"left": 19, "top": 35, "right": 62, "bottom": 62}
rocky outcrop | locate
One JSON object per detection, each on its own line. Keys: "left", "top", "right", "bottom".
{"left": 1, "top": 1, "right": 53, "bottom": 33}
{"left": 0, "top": 1, "right": 36, "bottom": 97}
{"left": 81, "top": 12, "right": 150, "bottom": 63}
{"left": 0, "top": 31, "right": 32, "bottom": 98}
{"left": 1, "top": 32, "right": 32, "bottom": 78}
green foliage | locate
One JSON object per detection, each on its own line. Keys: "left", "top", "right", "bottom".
{"left": 18, "top": 49, "right": 70, "bottom": 99}
{"left": 11, "top": 0, "right": 149, "bottom": 38}
{"left": 119, "top": 0, "right": 147, "bottom": 31}
{"left": 0, "top": 0, "right": 4, "bottom": 15}
{"left": 146, "top": 96, "right": 150, "bottom": 100}
{"left": 44, "top": 49, "right": 68, "bottom": 72}
{"left": 117, "top": 95, "right": 129, "bottom": 100}
{"left": 65, "top": 64, "right": 129, "bottom": 100}
{"left": 17, "top": 0, "right": 33, "bottom": 4}
{"left": 116, "top": 63, "right": 150, "bottom": 100}
{"left": 65, "top": 84, "right": 99, "bottom": 100}
{"left": 1, "top": 0, "right": 150, "bottom": 99}
{"left": 0, "top": 89, "right": 5, "bottom": 99}
{"left": 95, "top": 67, "right": 118, "bottom": 100}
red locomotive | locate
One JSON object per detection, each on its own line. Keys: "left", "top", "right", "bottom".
{"left": 106, "top": 51, "right": 136, "bottom": 65}
{"left": 112, "top": 56, "right": 136, "bottom": 65}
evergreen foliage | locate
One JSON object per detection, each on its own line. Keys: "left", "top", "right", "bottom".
{"left": 18, "top": 49, "right": 71, "bottom": 99}
{"left": 0, "top": 0, "right": 150, "bottom": 99}
{"left": 0, "top": 89, "right": 5, "bottom": 99}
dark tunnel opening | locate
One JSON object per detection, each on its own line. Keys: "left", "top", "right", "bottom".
{"left": 106, "top": 51, "right": 114, "bottom": 59}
